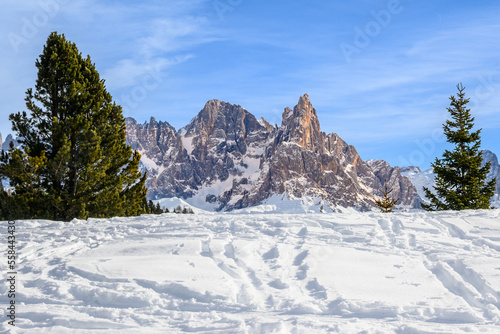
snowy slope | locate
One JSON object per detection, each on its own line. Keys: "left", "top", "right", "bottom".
{"left": 2, "top": 210, "right": 500, "bottom": 333}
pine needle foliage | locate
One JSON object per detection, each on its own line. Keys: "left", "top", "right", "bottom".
{"left": 375, "top": 179, "right": 399, "bottom": 213}
{"left": 0, "top": 32, "right": 147, "bottom": 221}
{"left": 422, "top": 83, "right": 496, "bottom": 211}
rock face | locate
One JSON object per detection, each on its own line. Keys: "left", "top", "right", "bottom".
{"left": 483, "top": 150, "right": 500, "bottom": 195}
{"left": 126, "top": 94, "right": 421, "bottom": 211}
{"left": 367, "top": 160, "right": 421, "bottom": 207}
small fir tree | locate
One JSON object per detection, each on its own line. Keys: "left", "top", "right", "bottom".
{"left": 422, "top": 84, "right": 496, "bottom": 211}
{"left": 155, "top": 202, "right": 163, "bottom": 214}
{"left": 0, "top": 32, "right": 147, "bottom": 221}
{"left": 375, "top": 179, "right": 399, "bottom": 213}
{"left": 142, "top": 199, "right": 165, "bottom": 214}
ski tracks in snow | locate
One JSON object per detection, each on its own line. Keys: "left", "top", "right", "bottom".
{"left": 373, "top": 210, "right": 500, "bottom": 324}
{"left": 1, "top": 211, "right": 500, "bottom": 332}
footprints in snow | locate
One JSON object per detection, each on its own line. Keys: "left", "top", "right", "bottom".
{"left": 199, "top": 232, "right": 328, "bottom": 310}
{"left": 294, "top": 250, "right": 309, "bottom": 281}
{"left": 306, "top": 278, "right": 328, "bottom": 300}
{"left": 200, "top": 235, "right": 329, "bottom": 309}
{"left": 376, "top": 217, "right": 416, "bottom": 250}
{"left": 262, "top": 246, "right": 280, "bottom": 260}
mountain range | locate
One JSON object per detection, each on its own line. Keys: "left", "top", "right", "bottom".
{"left": 2, "top": 95, "right": 498, "bottom": 212}
{"left": 125, "top": 94, "right": 421, "bottom": 211}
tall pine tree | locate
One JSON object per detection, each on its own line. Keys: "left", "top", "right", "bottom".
{"left": 0, "top": 32, "right": 147, "bottom": 221}
{"left": 422, "top": 83, "right": 496, "bottom": 211}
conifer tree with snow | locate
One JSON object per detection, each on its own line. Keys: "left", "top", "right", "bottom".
{"left": 422, "top": 83, "right": 496, "bottom": 211}
{"left": 0, "top": 32, "right": 147, "bottom": 221}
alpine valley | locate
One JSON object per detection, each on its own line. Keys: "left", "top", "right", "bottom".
{"left": 125, "top": 94, "right": 421, "bottom": 211}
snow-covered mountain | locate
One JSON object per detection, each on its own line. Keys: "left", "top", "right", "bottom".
{"left": 4, "top": 210, "right": 500, "bottom": 332}
{"left": 0, "top": 133, "right": 19, "bottom": 151}
{"left": 126, "top": 95, "right": 420, "bottom": 211}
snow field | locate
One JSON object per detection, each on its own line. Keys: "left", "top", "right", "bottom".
{"left": 0, "top": 210, "right": 500, "bottom": 333}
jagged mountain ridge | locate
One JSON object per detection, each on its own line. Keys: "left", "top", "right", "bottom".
{"left": 126, "top": 94, "right": 421, "bottom": 211}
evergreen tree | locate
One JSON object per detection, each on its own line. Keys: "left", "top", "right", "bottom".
{"left": 375, "top": 179, "right": 398, "bottom": 213}
{"left": 0, "top": 32, "right": 147, "bottom": 221}
{"left": 155, "top": 202, "right": 163, "bottom": 214}
{"left": 142, "top": 199, "right": 166, "bottom": 214}
{"left": 143, "top": 198, "right": 152, "bottom": 214}
{"left": 422, "top": 83, "right": 496, "bottom": 211}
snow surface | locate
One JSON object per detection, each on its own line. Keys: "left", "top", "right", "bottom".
{"left": 138, "top": 151, "right": 165, "bottom": 177}
{"left": 236, "top": 194, "right": 336, "bottom": 214}
{"left": 2, "top": 209, "right": 500, "bottom": 333}
{"left": 181, "top": 135, "right": 195, "bottom": 156}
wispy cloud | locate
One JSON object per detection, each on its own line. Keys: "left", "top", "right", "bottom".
{"left": 88, "top": 2, "right": 217, "bottom": 91}
{"left": 2, "top": 1, "right": 500, "bottom": 170}
{"left": 103, "top": 56, "right": 192, "bottom": 89}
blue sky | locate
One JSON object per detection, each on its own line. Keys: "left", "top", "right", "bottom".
{"left": 1, "top": 0, "right": 499, "bottom": 169}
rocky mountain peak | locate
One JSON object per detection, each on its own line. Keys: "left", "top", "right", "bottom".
{"left": 281, "top": 94, "right": 323, "bottom": 153}
{"left": 483, "top": 150, "right": 498, "bottom": 165}
{"left": 183, "top": 99, "right": 222, "bottom": 135}
{"left": 282, "top": 94, "right": 317, "bottom": 122}
{"left": 183, "top": 99, "right": 265, "bottom": 139}
{"left": 297, "top": 93, "right": 313, "bottom": 112}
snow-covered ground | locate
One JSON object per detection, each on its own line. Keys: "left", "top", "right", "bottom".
{"left": 2, "top": 209, "right": 500, "bottom": 333}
